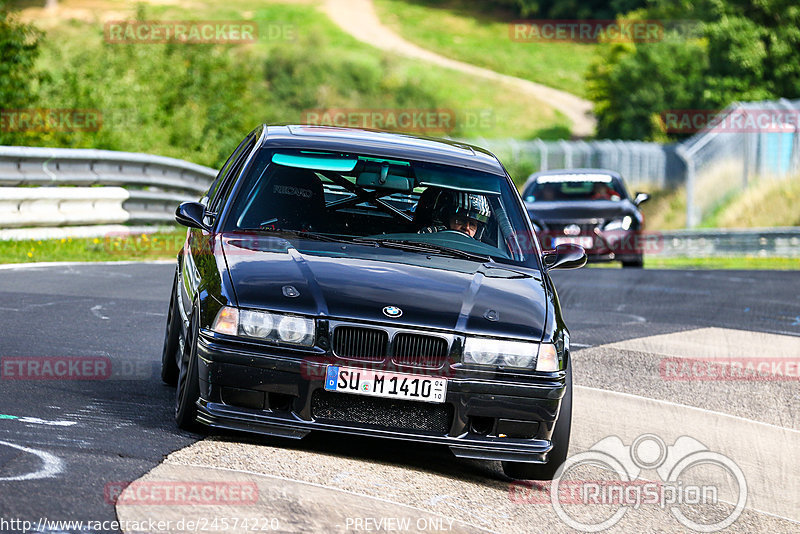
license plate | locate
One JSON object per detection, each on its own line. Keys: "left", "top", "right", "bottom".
{"left": 553, "top": 236, "right": 594, "bottom": 249}
{"left": 324, "top": 366, "right": 447, "bottom": 403}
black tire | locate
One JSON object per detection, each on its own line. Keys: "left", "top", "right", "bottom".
{"left": 160, "top": 271, "right": 181, "bottom": 386}
{"left": 175, "top": 307, "right": 202, "bottom": 431}
{"left": 621, "top": 255, "right": 644, "bottom": 268}
{"left": 502, "top": 359, "right": 572, "bottom": 480}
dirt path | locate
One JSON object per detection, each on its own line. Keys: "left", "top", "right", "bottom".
{"left": 322, "top": 0, "right": 596, "bottom": 138}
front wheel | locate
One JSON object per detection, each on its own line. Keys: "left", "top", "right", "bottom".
{"left": 175, "top": 307, "right": 202, "bottom": 432}
{"left": 160, "top": 270, "right": 181, "bottom": 386}
{"left": 502, "top": 359, "right": 572, "bottom": 480}
{"left": 621, "top": 255, "right": 644, "bottom": 268}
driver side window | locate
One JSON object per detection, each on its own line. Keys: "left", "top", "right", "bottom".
{"left": 206, "top": 134, "right": 254, "bottom": 212}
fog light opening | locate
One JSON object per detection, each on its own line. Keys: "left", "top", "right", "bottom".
{"left": 469, "top": 416, "right": 495, "bottom": 436}
{"left": 268, "top": 393, "right": 295, "bottom": 412}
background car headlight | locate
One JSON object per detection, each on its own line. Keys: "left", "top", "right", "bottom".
{"left": 603, "top": 215, "right": 633, "bottom": 231}
{"left": 463, "top": 337, "right": 538, "bottom": 369}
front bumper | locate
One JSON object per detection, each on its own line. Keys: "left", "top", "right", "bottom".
{"left": 542, "top": 229, "right": 644, "bottom": 263}
{"left": 194, "top": 332, "right": 568, "bottom": 463}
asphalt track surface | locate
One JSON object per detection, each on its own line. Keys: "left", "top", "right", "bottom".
{"left": 0, "top": 262, "right": 798, "bottom": 533}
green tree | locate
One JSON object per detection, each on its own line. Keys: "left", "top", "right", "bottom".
{"left": 0, "top": 2, "right": 44, "bottom": 131}
{"left": 587, "top": 0, "right": 800, "bottom": 140}
{"left": 588, "top": 33, "right": 708, "bottom": 140}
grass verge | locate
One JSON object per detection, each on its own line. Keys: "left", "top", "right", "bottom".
{"left": 3, "top": 233, "right": 796, "bottom": 270}
{"left": 7, "top": 0, "right": 570, "bottom": 167}
{"left": 647, "top": 256, "right": 800, "bottom": 269}
{"left": 641, "top": 174, "right": 800, "bottom": 231}
{"left": 0, "top": 231, "right": 186, "bottom": 264}
{"left": 374, "top": 0, "right": 597, "bottom": 97}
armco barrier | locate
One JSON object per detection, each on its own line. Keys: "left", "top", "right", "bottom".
{"left": 1, "top": 146, "right": 798, "bottom": 258}
{"left": 0, "top": 187, "right": 129, "bottom": 228}
{"left": 0, "top": 146, "right": 217, "bottom": 231}
{"left": 655, "top": 228, "right": 800, "bottom": 258}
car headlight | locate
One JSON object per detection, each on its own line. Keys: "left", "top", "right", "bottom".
{"left": 603, "top": 215, "right": 633, "bottom": 231}
{"left": 212, "top": 306, "right": 315, "bottom": 347}
{"left": 240, "top": 309, "right": 273, "bottom": 338}
{"left": 276, "top": 314, "right": 315, "bottom": 345}
{"left": 463, "top": 337, "right": 561, "bottom": 370}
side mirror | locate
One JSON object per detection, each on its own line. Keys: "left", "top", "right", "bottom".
{"left": 633, "top": 192, "right": 650, "bottom": 206}
{"left": 543, "top": 243, "right": 587, "bottom": 270}
{"left": 175, "top": 201, "right": 210, "bottom": 230}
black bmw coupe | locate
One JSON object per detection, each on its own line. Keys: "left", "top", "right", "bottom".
{"left": 162, "top": 125, "right": 586, "bottom": 480}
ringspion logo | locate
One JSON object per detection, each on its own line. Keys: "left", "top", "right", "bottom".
{"left": 511, "top": 434, "right": 747, "bottom": 532}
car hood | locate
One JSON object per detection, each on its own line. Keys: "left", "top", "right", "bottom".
{"left": 222, "top": 236, "right": 548, "bottom": 341}
{"left": 525, "top": 200, "right": 636, "bottom": 222}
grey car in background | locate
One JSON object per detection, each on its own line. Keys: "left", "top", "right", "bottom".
{"left": 522, "top": 169, "right": 650, "bottom": 268}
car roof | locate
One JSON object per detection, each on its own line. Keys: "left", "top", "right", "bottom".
{"left": 522, "top": 168, "right": 624, "bottom": 190}
{"left": 259, "top": 125, "right": 507, "bottom": 177}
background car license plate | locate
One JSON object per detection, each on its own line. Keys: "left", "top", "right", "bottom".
{"left": 553, "top": 236, "right": 594, "bottom": 249}
{"left": 324, "top": 366, "right": 447, "bottom": 403}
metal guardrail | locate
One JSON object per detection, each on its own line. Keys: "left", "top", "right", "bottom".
{"left": 0, "top": 146, "right": 217, "bottom": 229}
{"left": 655, "top": 228, "right": 800, "bottom": 258}
{"left": 0, "top": 186, "right": 129, "bottom": 227}
{"left": 1, "top": 145, "right": 797, "bottom": 259}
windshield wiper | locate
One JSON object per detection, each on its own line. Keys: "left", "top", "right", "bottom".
{"left": 359, "top": 238, "right": 492, "bottom": 262}
{"left": 240, "top": 228, "right": 356, "bottom": 244}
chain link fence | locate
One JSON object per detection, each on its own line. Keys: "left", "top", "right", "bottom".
{"left": 677, "top": 98, "right": 800, "bottom": 227}
{"left": 467, "top": 98, "right": 800, "bottom": 228}
{"left": 470, "top": 138, "right": 684, "bottom": 191}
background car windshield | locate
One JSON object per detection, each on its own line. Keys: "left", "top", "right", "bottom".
{"left": 525, "top": 173, "right": 627, "bottom": 202}
{"left": 223, "top": 150, "right": 537, "bottom": 265}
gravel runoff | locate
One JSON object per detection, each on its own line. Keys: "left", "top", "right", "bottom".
{"left": 117, "top": 327, "right": 800, "bottom": 533}
{"left": 572, "top": 328, "right": 800, "bottom": 430}
{"left": 113, "top": 431, "right": 799, "bottom": 534}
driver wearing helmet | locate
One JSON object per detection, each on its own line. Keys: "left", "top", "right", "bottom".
{"left": 419, "top": 190, "right": 491, "bottom": 239}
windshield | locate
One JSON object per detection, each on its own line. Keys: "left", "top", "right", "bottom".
{"left": 524, "top": 173, "right": 627, "bottom": 202}
{"left": 221, "top": 149, "right": 538, "bottom": 267}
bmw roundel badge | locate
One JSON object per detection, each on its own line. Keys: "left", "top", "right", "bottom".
{"left": 382, "top": 306, "right": 403, "bottom": 318}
